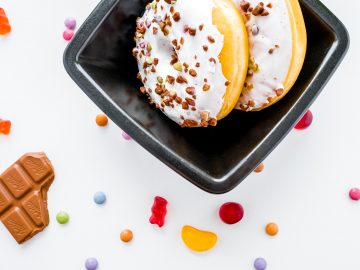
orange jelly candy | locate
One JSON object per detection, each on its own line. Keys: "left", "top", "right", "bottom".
{"left": 0, "top": 8, "right": 11, "bottom": 35}
{"left": 181, "top": 225, "right": 217, "bottom": 252}
{"left": 0, "top": 119, "right": 11, "bottom": 135}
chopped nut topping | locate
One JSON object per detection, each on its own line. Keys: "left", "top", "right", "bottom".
{"left": 209, "top": 58, "right": 216, "bottom": 64}
{"left": 172, "top": 12, "right": 181, "bottom": 22}
{"left": 203, "top": 84, "right": 210, "bottom": 91}
{"left": 203, "top": 45, "right": 208, "bottom": 51}
{"left": 186, "top": 87, "right": 195, "bottom": 95}
{"left": 195, "top": 62, "right": 200, "bottom": 67}
{"left": 140, "top": 86, "right": 146, "bottom": 94}
{"left": 207, "top": 36, "right": 215, "bottom": 43}
{"left": 240, "top": 1, "right": 250, "bottom": 12}
{"left": 189, "top": 27, "right": 196, "bottom": 36}
{"left": 166, "top": 75, "right": 175, "bottom": 84}
{"left": 199, "top": 24, "right": 204, "bottom": 31}
{"left": 185, "top": 97, "right": 195, "bottom": 106}
{"left": 182, "top": 119, "right": 198, "bottom": 127}
{"left": 266, "top": 2, "right": 273, "bottom": 8}
{"left": 182, "top": 102, "right": 189, "bottom": 110}
{"left": 268, "top": 48, "right": 274, "bottom": 54}
{"left": 176, "top": 76, "right": 188, "bottom": 84}
{"left": 189, "top": 69, "right": 197, "bottom": 77}
{"left": 275, "top": 88, "right": 284, "bottom": 96}
{"left": 225, "top": 81, "right": 231, "bottom": 86}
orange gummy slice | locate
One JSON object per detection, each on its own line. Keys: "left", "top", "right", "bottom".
{"left": 0, "top": 120, "right": 11, "bottom": 135}
{"left": 0, "top": 8, "right": 11, "bottom": 35}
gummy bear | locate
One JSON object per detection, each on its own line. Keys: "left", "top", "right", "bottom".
{"left": 0, "top": 119, "right": 11, "bottom": 135}
{"left": 0, "top": 8, "right": 11, "bottom": 35}
{"left": 149, "top": 196, "right": 168, "bottom": 227}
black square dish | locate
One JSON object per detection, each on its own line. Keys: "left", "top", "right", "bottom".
{"left": 64, "top": 0, "right": 349, "bottom": 194}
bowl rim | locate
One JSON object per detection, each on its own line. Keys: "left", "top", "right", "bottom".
{"left": 63, "top": 0, "right": 349, "bottom": 194}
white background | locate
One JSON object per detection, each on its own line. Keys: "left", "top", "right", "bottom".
{"left": 0, "top": 0, "right": 359, "bottom": 269}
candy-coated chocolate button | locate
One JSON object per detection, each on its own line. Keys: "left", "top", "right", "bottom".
{"left": 295, "top": 110, "right": 313, "bottom": 130}
{"left": 349, "top": 188, "right": 360, "bottom": 201}
{"left": 56, "top": 211, "right": 69, "bottom": 224}
{"left": 254, "top": 163, "right": 264, "bottom": 173}
{"left": 85, "top": 257, "right": 98, "bottom": 270}
{"left": 254, "top": 257, "right": 267, "bottom": 270}
{"left": 95, "top": 114, "right": 108, "bottom": 127}
{"left": 64, "top": 17, "right": 76, "bottom": 30}
{"left": 265, "top": 222, "right": 278, "bottom": 236}
{"left": 120, "top": 229, "right": 133, "bottom": 243}
{"left": 181, "top": 225, "right": 217, "bottom": 252}
{"left": 219, "top": 202, "right": 244, "bottom": 224}
{"left": 0, "top": 119, "right": 11, "bottom": 135}
{"left": 93, "top": 191, "right": 106, "bottom": 205}
{"left": 63, "top": 29, "right": 74, "bottom": 41}
{"left": 122, "top": 132, "right": 132, "bottom": 140}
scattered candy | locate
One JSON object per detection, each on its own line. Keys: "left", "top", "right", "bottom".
{"left": 181, "top": 225, "right": 217, "bottom": 252}
{"left": 0, "top": 119, "right": 11, "bottom": 135}
{"left": 295, "top": 110, "right": 313, "bottom": 130}
{"left": 254, "top": 257, "right": 267, "bottom": 270}
{"left": 85, "top": 257, "right": 98, "bottom": 270}
{"left": 265, "top": 222, "right": 279, "bottom": 236}
{"left": 122, "top": 131, "right": 132, "bottom": 140}
{"left": 56, "top": 211, "right": 69, "bottom": 224}
{"left": 93, "top": 191, "right": 106, "bottom": 205}
{"left": 349, "top": 188, "right": 360, "bottom": 201}
{"left": 149, "top": 196, "right": 168, "bottom": 227}
{"left": 63, "top": 29, "right": 74, "bottom": 41}
{"left": 254, "top": 163, "right": 264, "bottom": 173}
{"left": 95, "top": 114, "right": 108, "bottom": 127}
{"left": 64, "top": 17, "right": 76, "bottom": 30}
{"left": 120, "top": 229, "right": 133, "bottom": 243}
{"left": 219, "top": 202, "right": 244, "bottom": 225}
{"left": 0, "top": 8, "right": 11, "bottom": 35}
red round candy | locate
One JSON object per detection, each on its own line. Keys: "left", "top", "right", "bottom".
{"left": 219, "top": 202, "right": 244, "bottom": 224}
{"left": 295, "top": 110, "right": 313, "bottom": 130}
{"left": 349, "top": 188, "right": 360, "bottom": 201}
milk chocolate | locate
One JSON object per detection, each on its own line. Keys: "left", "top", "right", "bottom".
{"left": 0, "top": 152, "right": 54, "bottom": 244}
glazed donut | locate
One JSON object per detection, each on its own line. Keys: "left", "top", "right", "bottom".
{"left": 233, "top": 0, "right": 307, "bottom": 111}
{"left": 133, "top": 0, "right": 248, "bottom": 127}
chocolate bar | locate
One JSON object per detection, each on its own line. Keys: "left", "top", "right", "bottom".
{"left": 0, "top": 152, "right": 54, "bottom": 244}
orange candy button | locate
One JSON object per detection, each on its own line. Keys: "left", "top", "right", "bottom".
{"left": 254, "top": 163, "right": 264, "bottom": 173}
{"left": 181, "top": 225, "right": 217, "bottom": 252}
{"left": 120, "top": 229, "right": 133, "bottom": 243}
{"left": 95, "top": 114, "right": 108, "bottom": 127}
{"left": 0, "top": 8, "right": 11, "bottom": 35}
{"left": 265, "top": 222, "right": 279, "bottom": 236}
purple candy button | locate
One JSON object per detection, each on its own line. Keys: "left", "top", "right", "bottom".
{"left": 85, "top": 257, "right": 98, "bottom": 270}
{"left": 254, "top": 257, "right": 267, "bottom": 270}
{"left": 122, "top": 131, "right": 132, "bottom": 141}
{"left": 65, "top": 17, "right": 77, "bottom": 30}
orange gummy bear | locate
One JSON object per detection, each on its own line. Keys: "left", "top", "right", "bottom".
{"left": 0, "top": 8, "right": 11, "bottom": 35}
{"left": 0, "top": 120, "right": 11, "bottom": 135}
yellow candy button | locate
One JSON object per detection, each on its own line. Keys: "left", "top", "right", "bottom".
{"left": 181, "top": 225, "right": 218, "bottom": 252}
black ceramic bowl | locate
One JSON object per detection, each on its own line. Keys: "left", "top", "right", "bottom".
{"left": 64, "top": 0, "right": 349, "bottom": 194}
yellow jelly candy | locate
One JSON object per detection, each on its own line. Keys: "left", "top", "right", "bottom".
{"left": 181, "top": 225, "right": 218, "bottom": 252}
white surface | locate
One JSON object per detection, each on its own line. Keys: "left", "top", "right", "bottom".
{"left": 0, "top": 0, "right": 358, "bottom": 269}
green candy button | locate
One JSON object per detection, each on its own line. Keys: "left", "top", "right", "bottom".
{"left": 56, "top": 211, "right": 69, "bottom": 224}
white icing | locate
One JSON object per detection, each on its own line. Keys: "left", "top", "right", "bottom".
{"left": 134, "top": 0, "right": 227, "bottom": 126}
{"left": 233, "top": 0, "right": 292, "bottom": 111}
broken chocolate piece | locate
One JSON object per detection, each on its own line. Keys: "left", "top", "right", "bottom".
{"left": 0, "top": 152, "right": 54, "bottom": 244}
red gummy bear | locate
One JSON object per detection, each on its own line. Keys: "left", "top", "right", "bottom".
{"left": 149, "top": 196, "right": 168, "bottom": 227}
{"left": 0, "top": 8, "right": 11, "bottom": 35}
{"left": 0, "top": 119, "right": 11, "bottom": 135}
